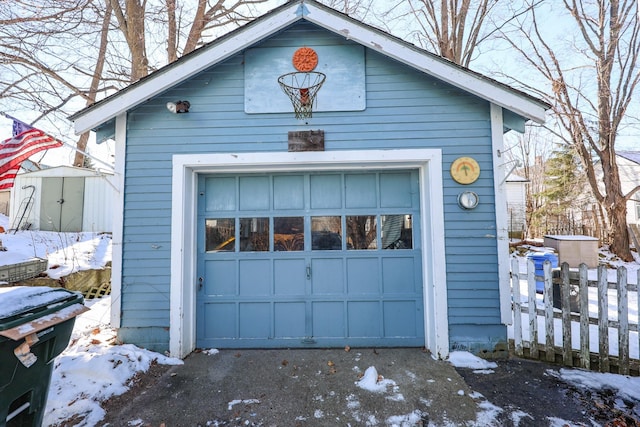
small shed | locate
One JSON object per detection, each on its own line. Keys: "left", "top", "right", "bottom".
{"left": 9, "top": 166, "right": 115, "bottom": 232}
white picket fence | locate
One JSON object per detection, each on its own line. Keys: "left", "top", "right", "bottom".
{"left": 510, "top": 258, "right": 639, "bottom": 375}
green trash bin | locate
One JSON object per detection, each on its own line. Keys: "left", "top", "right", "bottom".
{"left": 0, "top": 286, "right": 88, "bottom": 427}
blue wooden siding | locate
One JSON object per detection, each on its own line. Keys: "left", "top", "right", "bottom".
{"left": 118, "top": 21, "right": 504, "bottom": 353}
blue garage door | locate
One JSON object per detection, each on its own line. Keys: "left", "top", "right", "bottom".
{"left": 196, "top": 170, "right": 424, "bottom": 348}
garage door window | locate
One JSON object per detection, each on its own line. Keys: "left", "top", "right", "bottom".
{"left": 240, "top": 217, "right": 269, "bottom": 252}
{"left": 311, "top": 216, "right": 342, "bottom": 250}
{"left": 205, "top": 218, "right": 235, "bottom": 252}
{"left": 346, "top": 215, "right": 377, "bottom": 250}
{"left": 274, "top": 217, "right": 304, "bottom": 251}
{"left": 381, "top": 214, "right": 413, "bottom": 249}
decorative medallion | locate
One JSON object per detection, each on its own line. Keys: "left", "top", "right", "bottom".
{"left": 450, "top": 156, "right": 481, "bottom": 185}
{"left": 292, "top": 47, "right": 318, "bottom": 72}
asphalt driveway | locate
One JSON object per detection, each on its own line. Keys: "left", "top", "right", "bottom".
{"left": 98, "top": 348, "right": 632, "bottom": 426}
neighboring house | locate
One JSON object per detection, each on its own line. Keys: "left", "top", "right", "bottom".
{"left": 69, "top": 1, "right": 548, "bottom": 358}
{"left": 505, "top": 174, "right": 528, "bottom": 239}
{"left": 8, "top": 166, "right": 115, "bottom": 232}
{"left": 617, "top": 151, "right": 640, "bottom": 226}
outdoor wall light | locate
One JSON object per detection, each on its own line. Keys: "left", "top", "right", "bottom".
{"left": 166, "top": 100, "right": 190, "bottom": 114}
{"left": 457, "top": 191, "right": 479, "bottom": 210}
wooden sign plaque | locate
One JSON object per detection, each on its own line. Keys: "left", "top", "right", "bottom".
{"left": 288, "top": 130, "right": 325, "bottom": 152}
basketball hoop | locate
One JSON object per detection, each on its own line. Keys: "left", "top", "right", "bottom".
{"left": 278, "top": 71, "right": 326, "bottom": 119}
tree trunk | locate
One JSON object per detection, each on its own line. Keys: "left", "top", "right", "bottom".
{"left": 166, "top": 0, "right": 178, "bottom": 63}
{"left": 74, "top": 2, "right": 112, "bottom": 167}
{"left": 126, "top": 0, "right": 148, "bottom": 81}
{"left": 607, "top": 200, "right": 631, "bottom": 259}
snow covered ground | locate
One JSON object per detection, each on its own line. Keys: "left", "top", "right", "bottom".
{"left": 2, "top": 214, "right": 640, "bottom": 426}
{"left": 0, "top": 214, "right": 111, "bottom": 280}
{"left": 41, "top": 296, "right": 183, "bottom": 426}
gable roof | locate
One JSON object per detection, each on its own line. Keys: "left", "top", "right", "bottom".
{"left": 617, "top": 151, "right": 640, "bottom": 165}
{"left": 69, "top": 0, "right": 549, "bottom": 134}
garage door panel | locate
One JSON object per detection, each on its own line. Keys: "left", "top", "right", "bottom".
{"left": 197, "top": 170, "right": 424, "bottom": 348}
{"left": 274, "top": 259, "right": 306, "bottom": 295}
{"left": 239, "top": 303, "right": 271, "bottom": 338}
{"left": 312, "top": 302, "right": 345, "bottom": 338}
{"left": 383, "top": 301, "right": 418, "bottom": 337}
{"left": 348, "top": 301, "right": 381, "bottom": 337}
{"left": 204, "top": 303, "right": 237, "bottom": 338}
{"left": 311, "top": 258, "right": 344, "bottom": 294}
{"left": 205, "top": 260, "right": 236, "bottom": 295}
{"left": 347, "top": 258, "right": 379, "bottom": 294}
{"left": 310, "top": 174, "right": 342, "bottom": 209}
{"left": 275, "top": 302, "right": 306, "bottom": 337}
{"left": 205, "top": 177, "right": 236, "bottom": 211}
{"left": 345, "top": 174, "right": 377, "bottom": 208}
{"left": 382, "top": 257, "right": 416, "bottom": 294}
{"left": 239, "top": 259, "right": 271, "bottom": 296}
{"left": 239, "top": 176, "right": 270, "bottom": 210}
{"left": 274, "top": 175, "right": 304, "bottom": 209}
{"left": 380, "top": 172, "right": 413, "bottom": 208}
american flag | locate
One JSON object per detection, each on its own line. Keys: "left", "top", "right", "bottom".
{"left": 0, "top": 118, "right": 63, "bottom": 190}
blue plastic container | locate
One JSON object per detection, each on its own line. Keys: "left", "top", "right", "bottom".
{"left": 526, "top": 252, "right": 558, "bottom": 293}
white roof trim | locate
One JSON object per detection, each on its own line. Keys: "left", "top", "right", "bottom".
{"left": 302, "top": 5, "right": 547, "bottom": 124}
{"left": 71, "top": 0, "right": 547, "bottom": 134}
{"left": 72, "top": 2, "right": 302, "bottom": 134}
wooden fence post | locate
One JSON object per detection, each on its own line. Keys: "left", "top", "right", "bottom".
{"left": 527, "top": 258, "right": 538, "bottom": 359}
{"left": 598, "top": 265, "right": 610, "bottom": 372}
{"left": 618, "top": 267, "right": 629, "bottom": 375}
{"left": 561, "top": 263, "right": 572, "bottom": 366}
{"left": 544, "top": 260, "right": 555, "bottom": 362}
{"left": 511, "top": 258, "right": 523, "bottom": 357}
{"left": 578, "top": 263, "right": 590, "bottom": 370}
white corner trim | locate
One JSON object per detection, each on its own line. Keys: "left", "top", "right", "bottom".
{"left": 109, "top": 113, "right": 126, "bottom": 329}
{"left": 169, "top": 149, "right": 449, "bottom": 358}
{"left": 418, "top": 152, "right": 449, "bottom": 358}
{"left": 491, "top": 104, "right": 513, "bottom": 325}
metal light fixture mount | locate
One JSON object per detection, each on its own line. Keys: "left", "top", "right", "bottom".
{"left": 166, "top": 100, "right": 190, "bottom": 114}
{"left": 457, "top": 191, "right": 479, "bottom": 210}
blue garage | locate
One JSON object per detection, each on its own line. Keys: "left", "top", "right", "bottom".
{"left": 69, "top": 0, "right": 548, "bottom": 358}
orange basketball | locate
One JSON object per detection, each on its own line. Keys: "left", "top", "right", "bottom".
{"left": 292, "top": 47, "right": 318, "bottom": 72}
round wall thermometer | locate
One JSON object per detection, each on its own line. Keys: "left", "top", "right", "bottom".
{"left": 450, "top": 157, "right": 480, "bottom": 185}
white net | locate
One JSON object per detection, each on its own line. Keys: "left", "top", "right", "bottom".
{"left": 277, "top": 72, "right": 326, "bottom": 119}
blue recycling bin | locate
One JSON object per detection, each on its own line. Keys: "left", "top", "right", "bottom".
{"left": 526, "top": 252, "right": 558, "bottom": 293}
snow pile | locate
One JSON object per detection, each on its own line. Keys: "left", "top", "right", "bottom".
{"left": 448, "top": 351, "right": 498, "bottom": 371}
{"left": 553, "top": 368, "right": 640, "bottom": 402}
{"left": 42, "top": 296, "right": 183, "bottom": 427}
{"left": 355, "top": 366, "right": 397, "bottom": 393}
{"left": 0, "top": 213, "right": 111, "bottom": 280}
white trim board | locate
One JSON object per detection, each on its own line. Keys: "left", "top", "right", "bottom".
{"left": 71, "top": 1, "right": 547, "bottom": 135}
{"left": 491, "top": 104, "right": 513, "bottom": 326}
{"left": 109, "top": 113, "right": 127, "bottom": 328}
{"left": 170, "top": 148, "right": 449, "bottom": 358}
